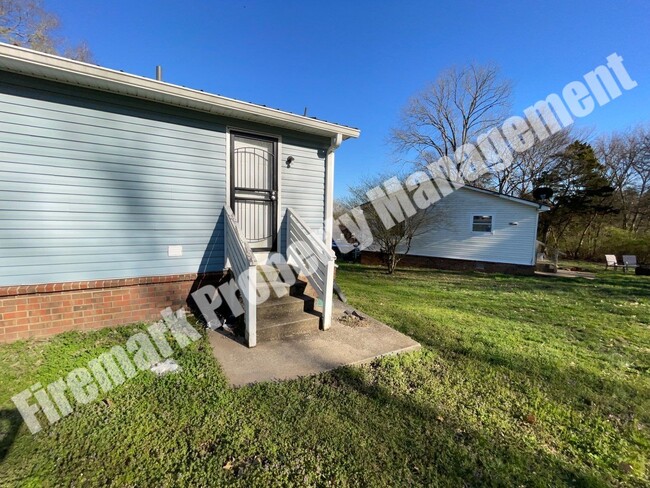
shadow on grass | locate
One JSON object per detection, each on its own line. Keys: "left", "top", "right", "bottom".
{"left": 380, "top": 305, "right": 649, "bottom": 425}
{"left": 340, "top": 263, "right": 650, "bottom": 303}
{"left": 451, "top": 340, "right": 648, "bottom": 421}
{"left": 342, "top": 262, "right": 647, "bottom": 280}
{"left": 326, "top": 366, "right": 608, "bottom": 486}
{"left": 0, "top": 408, "right": 22, "bottom": 462}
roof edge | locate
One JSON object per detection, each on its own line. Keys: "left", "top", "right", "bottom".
{"left": 461, "top": 185, "right": 550, "bottom": 211}
{"left": 0, "top": 43, "right": 360, "bottom": 140}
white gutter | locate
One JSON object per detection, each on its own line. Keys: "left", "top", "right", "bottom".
{"left": 0, "top": 43, "right": 360, "bottom": 141}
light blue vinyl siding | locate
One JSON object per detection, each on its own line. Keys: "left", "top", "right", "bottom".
{"left": 0, "top": 72, "right": 331, "bottom": 287}
{"left": 279, "top": 136, "right": 327, "bottom": 251}
{"left": 0, "top": 72, "right": 228, "bottom": 286}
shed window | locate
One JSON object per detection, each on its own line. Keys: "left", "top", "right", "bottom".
{"left": 472, "top": 215, "right": 493, "bottom": 233}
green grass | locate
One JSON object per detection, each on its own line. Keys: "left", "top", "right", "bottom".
{"left": 1, "top": 264, "right": 649, "bottom": 486}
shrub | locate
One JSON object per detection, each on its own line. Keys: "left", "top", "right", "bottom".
{"left": 593, "top": 227, "right": 650, "bottom": 264}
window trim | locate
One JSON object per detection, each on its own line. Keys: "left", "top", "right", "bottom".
{"left": 471, "top": 214, "right": 494, "bottom": 234}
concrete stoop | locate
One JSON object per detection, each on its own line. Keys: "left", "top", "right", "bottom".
{"left": 208, "top": 297, "right": 422, "bottom": 387}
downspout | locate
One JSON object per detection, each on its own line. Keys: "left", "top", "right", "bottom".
{"left": 324, "top": 133, "right": 342, "bottom": 246}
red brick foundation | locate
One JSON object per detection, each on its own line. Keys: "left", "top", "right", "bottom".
{"left": 360, "top": 251, "right": 535, "bottom": 276}
{"left": 0, "top": 272, "right": 225, "bottom": 344}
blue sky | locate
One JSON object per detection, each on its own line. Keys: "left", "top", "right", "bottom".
{"left": 48, "top": 0, "right": 650, "bottom": 197}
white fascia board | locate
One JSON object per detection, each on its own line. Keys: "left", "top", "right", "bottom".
{"left": 0, "top": 43, "right": 360, "bottom": 140}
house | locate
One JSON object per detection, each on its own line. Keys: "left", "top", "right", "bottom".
{"left": 360, "top": 185, "right": 549, "bottom": 275}
{"left": 0, "top": 44, "right": 359, "bottom": 345}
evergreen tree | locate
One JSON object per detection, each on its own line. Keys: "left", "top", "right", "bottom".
{"left": 538, "top": 141, "right": 617, "bottom": 257}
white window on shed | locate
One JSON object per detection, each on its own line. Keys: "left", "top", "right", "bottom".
{"left": 472, "top": 215, "right": 493, "bottom": 233}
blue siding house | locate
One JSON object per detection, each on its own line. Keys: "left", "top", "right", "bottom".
{"left": 0, "top": 44, "right": 359, "bottom": 346}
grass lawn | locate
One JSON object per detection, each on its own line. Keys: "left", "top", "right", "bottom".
{"left": 1, "top": 264, "right": 649, "bottom": 486}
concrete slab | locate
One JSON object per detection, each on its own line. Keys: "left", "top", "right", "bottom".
{"left": 208, "top": 300, "right": 421, "bottom": 387}
{"left": 535, "top": 269, "right": 596, "bottom": 280}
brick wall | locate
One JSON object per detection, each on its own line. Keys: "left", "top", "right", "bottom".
{"left": 360, "top": 251, "right": 535, "bottom": 276}
{"left": 0, "top": 272, "right": 225, "bottom": 344}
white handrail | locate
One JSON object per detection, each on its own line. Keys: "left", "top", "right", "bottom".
{"left": 224, "top": 205, "right": 258, "bottom": 347}
{"left": 286, "top": 209, "right": 336, "bottom": 330}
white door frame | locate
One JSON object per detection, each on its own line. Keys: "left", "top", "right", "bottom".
{"left": 225, "top": 126, "right": 282, "bottom": 259}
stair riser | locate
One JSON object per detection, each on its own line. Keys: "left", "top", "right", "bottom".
{"left": 256, "top": 281, "right": 307, "bottom": 299}
{"left": 257, "top": 317, "right": 320, "bottom": 342}
{"left": 257, "top": 300, "right": 315, "bottom": 322}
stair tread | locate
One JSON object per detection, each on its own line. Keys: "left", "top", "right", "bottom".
{"left": 257, "top": 263, "right": 299, "bottom": 271}
{"left": 257, "top": 264, "right": 299, "bottom": 279}
{"left": 255, "top": 276, "right": 308, "bottom": 299}
{"left": 257, "top": 294, "right": 313, "bottom": 309}
{"left": 256, "top": 277, "right": 306, "bottom": 287}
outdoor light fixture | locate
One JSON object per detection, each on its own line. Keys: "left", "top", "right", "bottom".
{"left": 509, "top": 222, "right": 519, "bottom": 226}
{"left": 286, "top": 156, "right": 295, "bottom": 168}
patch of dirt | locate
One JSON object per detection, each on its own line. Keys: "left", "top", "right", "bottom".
{"left": 338, "top": 309, "right": 369, "bottom": 328}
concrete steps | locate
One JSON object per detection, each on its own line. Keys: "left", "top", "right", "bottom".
{"left": 257, "top": 314, "right": 321, "bottom": 342}
{"left": 255, "top": 264, "right": 320, "bottom": 342}
{"left": 257, "top": 294, "right": 315, "bottom": 321}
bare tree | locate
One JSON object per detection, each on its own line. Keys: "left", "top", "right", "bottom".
{"left": 624, "top": 128, "right": 650, "bottom": 232}
{"left": 489, "top": 128, "right": 580, "bottom": 197}
{"left": 596, "top": 125, "right": 650, "bottom": 232}
{"left": 343, "top": 175, "right": 440, "bottom": 274}
{"left": 63, "top": 40, "right": 93, "bottom": 63}
{"left": 0, "top": 0, "right": 93, "bottom": 62}
{"left": 392, "top": 63, "right": 512, "bottom": 171}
